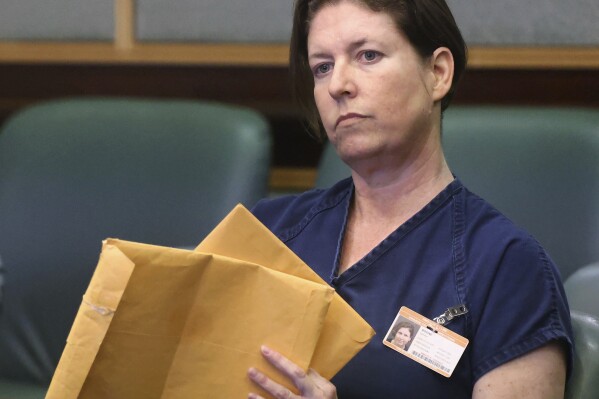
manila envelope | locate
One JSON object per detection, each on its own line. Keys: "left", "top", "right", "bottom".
{"left": 196, "top": 204, "right": 376, "bottom": 380}
{"left": 47, "top": 239, "right": 335, "bottom": 398}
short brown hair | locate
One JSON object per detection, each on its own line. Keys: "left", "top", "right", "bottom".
{"left": 290, "top": 0, "right": 468, "bottom": 140}
{"left": 389, "top": 321, "right": 415, "bottom": 340}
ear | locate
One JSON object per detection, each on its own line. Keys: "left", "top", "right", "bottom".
{"left": 429, "top": 47, "right": 454, "bottom": 103}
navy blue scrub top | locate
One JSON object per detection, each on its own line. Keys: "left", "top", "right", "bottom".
{"left": 252, "top": 178, "right": 573, "bottom": 398}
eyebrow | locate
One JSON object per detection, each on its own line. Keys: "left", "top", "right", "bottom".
{"left": 308, "top": 38, "right": 370, "bottom": 62}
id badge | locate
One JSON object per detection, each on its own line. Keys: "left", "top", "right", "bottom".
{"left": 383, "top": 306, "right": 469, "bottom": 377}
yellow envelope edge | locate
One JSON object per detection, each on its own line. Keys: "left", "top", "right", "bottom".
{"left": 46, "top": 242, "right": 136, "bottom": 399}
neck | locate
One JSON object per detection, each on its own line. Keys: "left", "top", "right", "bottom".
{"left": 335, "top": 115, "right": 454, "bottom": 273}
{"left": 349, "top": 139, "right": 453, "bottom": 225}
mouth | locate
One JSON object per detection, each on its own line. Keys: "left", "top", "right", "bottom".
{"left": 335, "top": 113, "right": 367, "bottom": 128}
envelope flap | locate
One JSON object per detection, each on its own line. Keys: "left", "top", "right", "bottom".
{"left": 196, "top": 204, "right": 376, "bottom": 372}
{"left": 196, "top": 204, "right": 327, "bottom": 284}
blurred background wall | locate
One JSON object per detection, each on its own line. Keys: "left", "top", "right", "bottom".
{"left": 1, "top": 0, "right": 598, "bottom": 44}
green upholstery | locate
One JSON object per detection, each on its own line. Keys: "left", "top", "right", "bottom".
{"left": 565, "top": 312, "right": 599, "bottom": 399}
{"left": 315, "top": 106, "right": 599, "bottom": 280}
{"left": 0, "top": 98, "right": 271, "bottom": 395}
{"left": 0, "top": 381, "right": 47, "bottom": 399}
{"left": 315, "top": 141, "right": 351, "bottom": 189}
{"left": 565, "top": 263, "right": 599, "bottom": 317}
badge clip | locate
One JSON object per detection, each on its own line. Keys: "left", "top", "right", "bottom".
{"left": 433, "top": 305, "right": 468, "bottom": 326}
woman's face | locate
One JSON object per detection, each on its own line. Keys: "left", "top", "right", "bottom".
{"left": 394, "top": 327, "right": 412, "bottom": 348}
{"left": 307, "top": 1, "right": 441, "bottom": 170}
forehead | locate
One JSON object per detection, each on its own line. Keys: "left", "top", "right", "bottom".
{"left": 307, "top": 1, "right": 399, "bottom": 50}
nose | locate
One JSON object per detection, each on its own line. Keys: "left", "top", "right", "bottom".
{"left": 328, "top": 62, "right": 356, "bottom": 100}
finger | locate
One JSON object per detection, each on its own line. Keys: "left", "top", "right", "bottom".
{"left": 260, "top": 346, "right": 316, "bottom": 395}
{"left": 248, "top": 367, "right": 297, "bottom": 399}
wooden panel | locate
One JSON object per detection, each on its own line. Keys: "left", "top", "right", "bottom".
{"left": 115, "top": 0, "right": 135, "bottom": 50}
{"left": 0, "top": 42, "right": 290, "bottom": 66}
{"left": 269, "top": 168, "right": 317, "bottom": 192}
{"left": 455, "top": 69, "right": 599, "bottom": 106}
{"left": 0, "top": 43, "right": 598, "bottom": 69}
{"left": 467, "top": 46, "right": 599, "bottom": 69}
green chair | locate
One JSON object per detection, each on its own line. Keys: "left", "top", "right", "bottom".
{"left": 314, "top": 141, "right": 351, "bottom": 189}
{"left": 0, "top": 98, "right": 271, "bottom": 397}
{"left": 316, "top": 106, "right": 599, "bottom": 280}
{"left": 565, "top": 263, "right": 599, "bottom": 318}
{"left": 565, "top": 266, "right": 599, "bottom": 397}
{"left": 566, "top": 311, "right": 599, "bottom": 399}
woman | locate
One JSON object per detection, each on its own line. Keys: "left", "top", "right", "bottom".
{"left": 388, "top": 321, "right": 415, "bottom": 351}
{"left": 248, "top": 0, "right": 573, "bottom": 398}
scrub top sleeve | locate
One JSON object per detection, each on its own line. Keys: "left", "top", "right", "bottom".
{"left": 469, "top": 236, "right": 574, "bottom": 382}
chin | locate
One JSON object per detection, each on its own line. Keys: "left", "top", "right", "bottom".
{"left": 336, "top": 145, "right": 385, "bottom": 167}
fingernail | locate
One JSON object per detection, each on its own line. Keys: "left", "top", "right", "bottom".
{"left": 248, "top": 367, "right": 257, "bottom": 378}
{"left": 261, "top": 345, "right": 271, "bottom": 355}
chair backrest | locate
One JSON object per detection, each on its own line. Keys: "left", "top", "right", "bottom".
{"left": 315, "top": 106, "right": 599, "bottom": 280}
{"left": 315, "top": 142, "right": 351, "bottom": 188}
{"left": 443, "top": 106, "right": 599, "bottom": 280}
{"left": 566, "top": 311, "right": 599, "bottom": 399}
{"left": 565, "top": 263, "right": 599, "bottom": 318}
{"left": 0, "top": 97, "right": 271, "bottom": 384}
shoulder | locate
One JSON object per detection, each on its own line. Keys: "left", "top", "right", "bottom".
{"left": 456, "top": 187, "right": 573, "bottom": 382}
{"left": 457, "top": 186, "right": 560, "bottom": 299}
{"left": 460, "top": 186, "right": 542, "bottom": 257}
{"left": 251, "top": 177, "right": 352, "bottom": 240}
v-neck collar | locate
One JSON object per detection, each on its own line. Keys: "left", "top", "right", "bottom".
{"left": 331, "top": 178, "right": 463, "bottom": 286}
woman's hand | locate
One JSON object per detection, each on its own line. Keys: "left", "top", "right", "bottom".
{"left": 248, "top": 345, "right": 338, "bottom": 399}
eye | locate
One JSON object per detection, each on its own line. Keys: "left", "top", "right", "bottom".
{"left": 359, "top": 50, "right": 381, "bottom": 63}
{"left": 313, "top": 62, "right": 333, "bottom": 78}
